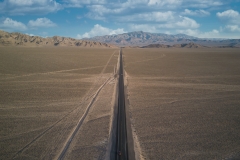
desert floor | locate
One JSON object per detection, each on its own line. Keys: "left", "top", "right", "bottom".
{"left": 1, "top": 47, "right": 240, "bottom": 160}
{"left": 0, "top": 47, "right": 118, "bottom": 160}
{"left": 123, "top": 48, "right": 240, "bottom": 159}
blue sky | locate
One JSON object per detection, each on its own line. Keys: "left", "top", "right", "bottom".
{"left": 0, "top": 0, "right": 240, "bottom": 39}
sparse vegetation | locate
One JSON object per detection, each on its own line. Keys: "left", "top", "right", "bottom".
{"left": 124, "top": 48, "right": 240, "bottom": 159}
{"left": 1, "top": 46, "right": 240, "bottom": 160}
{"left": 0, "top": 47, "right": 118, "bottom": 159}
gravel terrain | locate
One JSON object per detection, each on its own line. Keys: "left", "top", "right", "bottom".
{"left": 124, "top": 48, "right": 240, "bottom": 159}
{"left": 0, "top": 47, "right": 118, "bottom": 159}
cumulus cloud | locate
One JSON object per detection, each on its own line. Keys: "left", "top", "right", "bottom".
{"left": 77, "top": 24, "right": 125, "bottom": 38}
{"left": 0, "top": 18, "right": 27, "bottom": 31}
{"left": 8, "top": 0, "right": 49, "bottom": 6}
{"left": 217, "top": 10, "right": 240, "bottom": 24}
{"left": 217, "top": 10, "right": 240, "bottom": 33}
{"left": 1, "top": 0, "right": 237, "bottom": 39}
{"left": 66, "top": 0, "right": 223, "bottom": 9}
{"left": 85, "top": 1, "right": 177, "bottom": 21}
{"left": 183, "top": 0, "right": 223, "bottom": 8}
{"left": 63, "top": 0, "right": 106, "bottom": 7}
{"left": 225, "top": 25, "right": 240, "bottom": 32}
{"left": 129, "top": 24, "right": 158, "bottom": 33}
{"left": 0, "top": 17, "right": 56, "bottom": 32}
{"left": 177, "top": 29, "right": 220, "bottom": 38}
{"left": 89, "top": 8, "right": 199, "bottom": 30}
{"left": 87, "top": 4, "right": 124, "bottom": 15}
{"left": 28, "top": 18, "right": 56, "bottom": 28}
{"left": 217, "top": 10, "right": 239, "bottom": 19}
{"left": 182, "top": 9, "right": 210, "bottom": 16}
{"left": 148, "top": 0, "right": 182, "bottom": 7}
{"left": 84, "top": 0, "right": 224, "bottom": 22}
{"left": 0, "top": 0, "right": 62, "bottom": 15}
{"left": 83, "top": 1, "right": 203, "bottom": 32}
{"left": 175, "top": 16, "right": 200, "bottom": 28}
{"left": 68, "top": 0, "right": 106, "bottom": 4}
{"left": 128, "top": 16, "right": 199, "bottom": 35}
{"left": 85, "top": 4, "right": 125, "bottom": 20}
{"left": 120, "top": 11, "right": 174, "bottom": 22}
{"left": 128, "top": 15, "right": 199, "bottom": 33}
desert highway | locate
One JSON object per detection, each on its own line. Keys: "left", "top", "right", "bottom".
{"left": 116, "top": 48, "right": 130, "bottom": 160}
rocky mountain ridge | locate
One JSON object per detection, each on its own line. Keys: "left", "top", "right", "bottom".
{"left": 0, "top": 30, "right": 116, "bottom": 48}
{"left": 141, "top": 43, "right": 207, "bottom": 48}
{"left": 84, "top": 31, "right": 240, "bottom": 47}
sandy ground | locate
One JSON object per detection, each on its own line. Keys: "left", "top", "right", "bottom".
{"left": 0, "top": 47, "right": 118, "bottom": 159}
{"left": 124, "top": 48, "right": 240, "bottom": 159}
{"left": 62, "top": 75, "right": 117, "bottom": 160}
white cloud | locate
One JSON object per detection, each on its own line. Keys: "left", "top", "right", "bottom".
{"left": 8, "top": 0, "right": 49, "bottom": 6}
{"left": 77, "top": 24, "right": 126, "bottom": 38}
{"left": 128, "top": 16, "right": 199, "bottom": 33}
{"left": 85, "top": 1, "right": 179, "bottom": 21}
{"left": 217, "top": 9, "right": 240, "bottom": 25}
{"left": 0, "top": 0, "right": 62, "bottom": 15}
{"left": 182, "top": 9, "right": 210, "bottom": 16}
{"left": 120, "top": 11, "right": 174, "bottom": 22}
{"left": 84, "top": 0, "right": 224, "bottom": 22}
{"left": 63, "top": 0, "right": 106, "bottom": 7}
{"left": 217, "top": 9, "right": 239, "bottom": 19}
{"left": 0, "top": 18, "right": 27, "bottom": 31}
{"left": 225, "top": 25, "right": 240, "bottom": 32}
{"left": 28, "top": 18, "right": 56, "bottom": 28}
{"left": 217, "top": 10, "right": 240, "bottom": 34}
{"left": 85, "top": 13, "right": 106, "bottom": 21}
{"left": 183, "top": 0, "right": 223, "bottom": 8}
{"left": 25, "top": 33, "right": 35, "bottom": 36}
{"left": 176, "top": 16, "right": 200, "bottom": 28}
{"left": 148, "top": 0, "right": 182, "bottom": 7}
{"left": 129, "top": 24, "right": 158, "bottom": 33}
{"left": 128, "top": 16, "right": 199, "bottom": 34}
{"left": 177, "top": 29, "right": 220, "bottom": 38}
{"left": 0, "top": 17, "right": 57, "bottom": 33}
{"left": 88, "top": 5, "right": 124, "bottom": 15}
{"left": 85, "top": 4, "right": 125, "bottom": 20}
{"left": 67, "top": 0, "right": 106, "bottom": 5}
{"left": 66, "top": 0, "right": 223, "bottom": 10}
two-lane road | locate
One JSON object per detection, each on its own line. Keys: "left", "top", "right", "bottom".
{"left": 116, "top": 48, "right": 128, "bottom": 160}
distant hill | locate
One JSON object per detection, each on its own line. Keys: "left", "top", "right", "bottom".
{"left": 84, "top": 31, "right": 196, "bottom": 46}
{"left": 0, "top": 30, "right": 116, "bottom": 48}
{"left": 84, "top": 31, "right": 240, "bottom": 47}
{"left": 141, "top": 43, "right": 207, "bottom": 48}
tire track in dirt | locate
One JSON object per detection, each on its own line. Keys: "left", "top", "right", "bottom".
{"left": 11, "top": 50, "right": 118, "bottom": 159}
{"left": 0, "top": 65, "right": 105, "bottom": 80}
{"left": 56, "top": 76, "right": 114, "bottom": 160}
{"left": 82, "top": 50, "right": 118, "bottom": 101}
{"left": 1, "top": 50, "right": 118, "bottom": 80}
{"left": 101, "top": 50, "right": 117, "bottom": 74}
{"left": 11, "top": 101, "right": 86, "bottom": 159}
{"left": 56, "top": 50, "right": 117, "bottom": 160}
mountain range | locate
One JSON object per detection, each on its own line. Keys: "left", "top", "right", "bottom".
{"left": 0, "top": 30, "right": 116, "bottom": 48}
{"left": 84, "top": 31, "right": 240, "bottom": 48}
{"left": 1, "top": 30, "right": 239, "bottom": 48}
{"left": 141, "top": 43, "right": 207, "bottom": 48}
